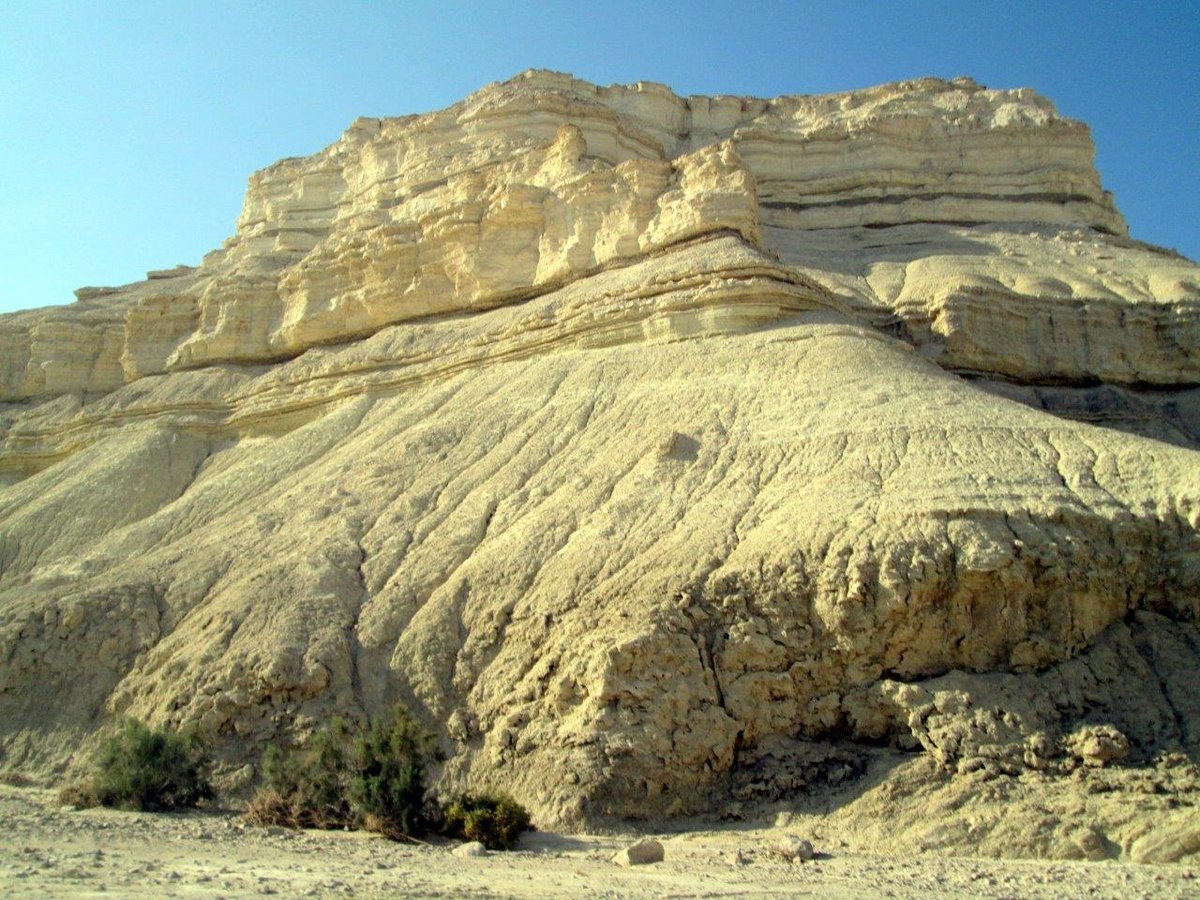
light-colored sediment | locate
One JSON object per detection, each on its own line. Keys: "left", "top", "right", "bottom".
{"left": 0, "top": 71, "right": 1198, "bottom": 861}
{"left": 1, "top": 784, "right": 1197, "bottom": 897}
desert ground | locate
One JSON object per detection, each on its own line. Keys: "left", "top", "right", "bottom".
{"left": 2, "top": 784, "right": 1196, "bottom": 898}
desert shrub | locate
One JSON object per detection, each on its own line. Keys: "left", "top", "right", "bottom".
{"left": 246, "top": 717, "right": 354, "bottom": 829}
{"left": 348, "top": 704, "right": 439, "bottom": 839}
{"left": 243, "top": 787, "right": 296, "bottom": 827}
{"left": 247, "top": 705, "right": 439, "bottom": 839}
{"left": 441, "top": 792, "right": 532, "bottom": 850}
{"left": 63, "top": 718, "right": 213, "bottom": 811}
{"left": 246, "top": 704, "right": 529, "bottom": 849}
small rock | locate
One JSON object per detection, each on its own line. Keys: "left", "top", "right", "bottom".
{"left": 1076, "top": 825, "right": 1117, "bottom": 861}
{"left": 612, "top": 838, "right": 664, "bottom": 867}
{"left": 731, "top": 848, "right": 748, "bottom": 867}
{"left": 772, "top": 835, "right": 814, "bottom": 862}
{"left": 452, "top": 841, "right": 488, "bottom": 858}
{"left": 1065, "top": 725, "right": 1131, "bottom": 768}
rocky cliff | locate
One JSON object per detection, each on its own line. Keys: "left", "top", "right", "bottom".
{"left": 1, "top": 71, "right": 1198, "bottom": 859}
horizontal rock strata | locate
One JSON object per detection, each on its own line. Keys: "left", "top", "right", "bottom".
{"left": 0, "top": 72, "right": 1198, "bottom": 844}
{"left": 0, "top": 71, "right": 1153, "bottom": 402}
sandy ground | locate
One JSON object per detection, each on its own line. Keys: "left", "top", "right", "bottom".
{"left": 1, "top": 785, "right": 1197, "bottom": 898}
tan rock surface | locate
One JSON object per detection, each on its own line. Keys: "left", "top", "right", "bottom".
{"left": 0, "top": 71, "right": 1151, "bottom": 402}
{"left": 0, "top": 72, "right": 1198, "bottom": 857}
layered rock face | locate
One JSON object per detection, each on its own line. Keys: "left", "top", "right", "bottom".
{"left": 1, "top": 72, "right": 1198, "bottom": 851}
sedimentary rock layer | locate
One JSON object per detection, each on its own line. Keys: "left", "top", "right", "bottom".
{"left": 0, "top": 73, "right": 1198, "bottom": 850}
{"left": 0, "top": 71, "right": 1162, "bottom": 403}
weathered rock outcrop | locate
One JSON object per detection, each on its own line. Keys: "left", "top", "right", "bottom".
{"left": 4, "top": 70, "right": 1178, "bottom": 405}
{"left": 1, "top": 72, "right": 1198, "bottom": 855}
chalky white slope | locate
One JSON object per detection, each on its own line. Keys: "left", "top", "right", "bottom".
{"left": 1, "top": 72, "right": 1198, "bottom": 855}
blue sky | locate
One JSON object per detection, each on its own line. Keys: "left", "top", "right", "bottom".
{"left": 1, "top": 1, "right": 1197, "bottom": 314}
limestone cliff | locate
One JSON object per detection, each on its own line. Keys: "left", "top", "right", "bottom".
{"left": 1, "top": 72, "right": 1198, "bottom": 858}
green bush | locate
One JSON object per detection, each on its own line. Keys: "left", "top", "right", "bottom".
{"left": 442, "top": 792, "right": 532, "bottom": 850}
{"left": 244, "top": 703, "right": 532, "bottom": 849}
{"left": 349, "top": 704, "right": 439, "bottom": 839}
{"left": 63, "top": 719, "right": 214, "bottom": 811}
{"left": 247, "top": 718, "right": 354, "bottom": 829}
{"left": 247, "top": 705, "right": 439, "bottom": 839}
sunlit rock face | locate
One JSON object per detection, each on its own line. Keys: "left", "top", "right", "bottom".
{"left": 1, "top": 72, "right": 1198, "bottom": 836}
{"left": 7, "top": 69, "right": 1189, "bottom": 403}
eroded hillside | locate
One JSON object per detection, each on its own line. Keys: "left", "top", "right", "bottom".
{"left": 1, "top": 71, "right": 1198, "bottom": 859}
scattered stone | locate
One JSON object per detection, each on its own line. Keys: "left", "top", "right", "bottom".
{"left": 1065, "top": 726, "right": 1132, "bottom": 768}
{"left": 452, "top": 841, "right": 488, "bottom": 858}
{"left": 612, "top": 838, "right": 664, "bottom": 867}
{"left": 1075, "top": 826, "right": 1118, "bottom": 861}
{"left": 772, "top": 835, "right": 814, "bottom": 862}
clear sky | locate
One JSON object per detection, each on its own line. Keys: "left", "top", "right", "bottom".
{"left": 1, "top": 1, "right": 1197, "bottom": 314}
